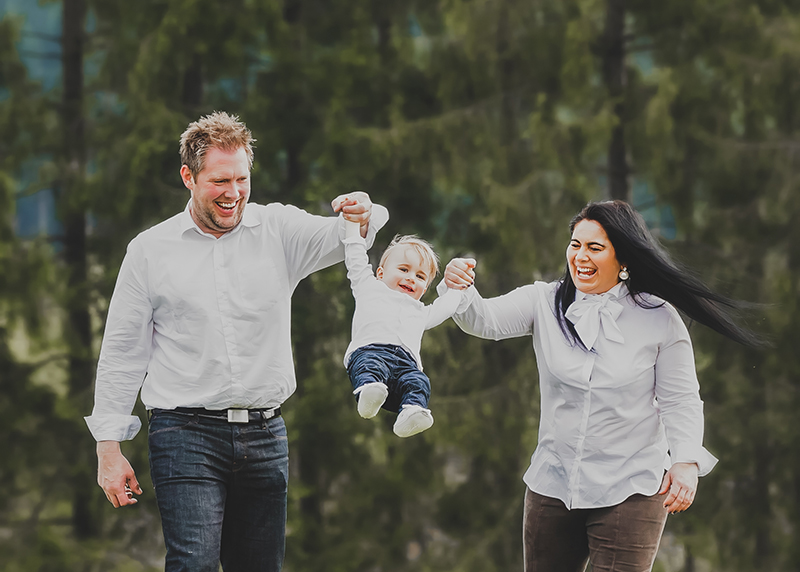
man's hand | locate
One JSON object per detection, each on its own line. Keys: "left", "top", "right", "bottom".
{"left": 444, "top": 258, "right": 477, "bottom": 289}
{"left": 97, "top": 441, "right": 143, "bottom": 508}
{"left": 659, "top": 462, "right": 699, "bottom": 514}
{"left": 331, "top": 191, "right": 373, "bottom": 238}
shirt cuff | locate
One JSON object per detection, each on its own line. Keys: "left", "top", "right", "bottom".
{"left": 436, "top": 280, "right": 477, "bottom": 311}
{"left": 340, "top": 220, "right": 367, "bottom": 246}
{"left": 669, "top": 444, "right": 719, "bottom": 477}
{"left": 84, "top": 414, "right": 143, "bottom": 442}
{"left": 338, "top": 204, "right": 389, "bottom": 244}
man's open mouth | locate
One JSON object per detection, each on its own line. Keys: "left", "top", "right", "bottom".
{"left": 215, "top": 200, "right": 238, "bottom": 212}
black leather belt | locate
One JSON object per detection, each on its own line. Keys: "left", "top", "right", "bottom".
{"left": 152, "top": 407, "right": 281, "bottom": 424}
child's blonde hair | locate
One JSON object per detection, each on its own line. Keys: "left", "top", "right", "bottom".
{"left": 379, "top": 235, "right": 440, "bottom": 278}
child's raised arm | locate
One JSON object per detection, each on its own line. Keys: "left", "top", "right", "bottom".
{"left": 341, "top": 218, "right": 376, "bottom": 294}
{"left": 424, "top": 257, "right": 476, "bottom": 329}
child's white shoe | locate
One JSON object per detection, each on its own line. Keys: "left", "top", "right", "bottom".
{"left": 393, "top": 405, "right": 434, "bottom": 438}
{"left": 354, "top": 383, "right": 388, "bottom": 419}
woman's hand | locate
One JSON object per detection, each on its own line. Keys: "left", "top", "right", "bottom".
{"left": 444, "top": 258, "right": 476, "bottom": 290}
{"left": 659, "top": 462, "right": 699, "bottom": 514}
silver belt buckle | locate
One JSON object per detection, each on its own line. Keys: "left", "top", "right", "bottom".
{"left": 227, "top": 409, "right": 249, "bottom": 423}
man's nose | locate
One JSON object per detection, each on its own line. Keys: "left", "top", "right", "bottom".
{"left": 220, "top": 185, "right": 237, "bottom": 197}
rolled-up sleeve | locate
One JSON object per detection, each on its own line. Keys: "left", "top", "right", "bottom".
{"left": 84, "top": 239, "right": 153, "bottom": 442}
{"left": 281, "top": 203, "right": 389, "bottom": 288}
{"left": 654, "top": 307, "right": 718, "bottom": 476}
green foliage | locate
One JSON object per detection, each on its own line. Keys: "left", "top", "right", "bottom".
{"left": 2, "top": 0, "right": 800, "bottom": 570}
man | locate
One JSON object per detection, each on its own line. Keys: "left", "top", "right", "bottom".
{"left": 85, "top": 111, "right": 387, "bottom": 572}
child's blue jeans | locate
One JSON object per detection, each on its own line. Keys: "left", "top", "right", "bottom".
{"left": 346, "top": 343, "right": 431, "bottom": 413}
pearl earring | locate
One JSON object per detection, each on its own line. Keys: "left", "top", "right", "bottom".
{"left": 619, "top": 266, "right": 629, "bottom": 281}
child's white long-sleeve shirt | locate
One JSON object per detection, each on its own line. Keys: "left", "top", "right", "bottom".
{"left": 342, "top": 236, "right": 464, "bottom": 370}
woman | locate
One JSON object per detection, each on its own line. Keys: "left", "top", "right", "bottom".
{"left": 442, "top": 200, "right": 761, "bottom": 572}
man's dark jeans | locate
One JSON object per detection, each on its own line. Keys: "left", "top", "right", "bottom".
{"left": 347, "top": 343, "right": 431, "bottom": 413}
{"left": 148, "top": 410, "right": 289, "bottom": 572}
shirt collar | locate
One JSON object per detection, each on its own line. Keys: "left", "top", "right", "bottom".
{"left": 179, "top": 199, "right": 261, "bottom": 237}
{"left": 574, "top": 280, "right": 628, "bottom": 303}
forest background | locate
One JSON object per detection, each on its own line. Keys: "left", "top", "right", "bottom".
{"left": 1, "top": 0, "right": 799, "bottom": 571}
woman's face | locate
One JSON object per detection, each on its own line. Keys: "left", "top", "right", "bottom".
{"left": 567, "top": 219, "right": 623, "bottom": 295}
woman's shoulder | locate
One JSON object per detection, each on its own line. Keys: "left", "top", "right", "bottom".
{"left": 626, "top": 291, "right": 688, "bottom": 334}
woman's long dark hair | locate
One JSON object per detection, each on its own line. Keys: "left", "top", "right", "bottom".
{"left": 555, "top": 200, "right": 763, "bottom": 347}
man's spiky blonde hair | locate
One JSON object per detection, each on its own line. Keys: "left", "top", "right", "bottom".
{"left": 179, "top": 111, "right": 255, "bottom": 177}
{"left": 379, "top": 235, "right": 440, "bottom": 278}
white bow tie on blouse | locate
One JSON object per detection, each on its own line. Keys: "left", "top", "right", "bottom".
{"left": 565, "top": 289, "right": 625, "bottom": 350}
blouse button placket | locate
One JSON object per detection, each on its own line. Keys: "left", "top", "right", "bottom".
{"left": 213, "top": 237, "right": 242, "bottom": 396}
{"left": 566, "top": 351, "right": 596, "bottom": 507}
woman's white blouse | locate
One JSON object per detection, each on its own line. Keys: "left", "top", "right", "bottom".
{"left": 446, "top": 280, "right": 718, "bottom": 509}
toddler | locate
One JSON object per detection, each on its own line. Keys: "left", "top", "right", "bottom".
{"left": 341, "top": 220, "right": 464, "bottom": 437}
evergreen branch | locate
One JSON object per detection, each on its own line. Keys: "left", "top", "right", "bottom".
{"left": 25, "top": 353, "right": 69, "bottom": 371}
{"left": 627, "top": 42, "right": 655, "bottom": 53}
{"left": 21, "top": 31, "right": 62, "bottom": 43}
{"left": 353, "top": 88, "right": 528, "bottom": 141}
{"left": 17, "top": 50, "right": 62, "bottom": 60}
{"left": 696, "top": 133, "right": 800, "bottom": 152}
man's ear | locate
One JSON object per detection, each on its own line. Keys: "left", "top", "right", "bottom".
{"left": 376, "top": 266, "right": 384, "bottom": 280}
{"left": 180, "top": 165, "right": 195, "bottom": 191}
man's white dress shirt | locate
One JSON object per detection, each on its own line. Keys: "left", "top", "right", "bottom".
{"left": 342, "top": 236, "right": 463, "bottom": 370}
{"left": 85, "top": 201, "right": 388, "bottom": 442}
{"left": 444, "top": 280, "right": 718, "bottom": 509}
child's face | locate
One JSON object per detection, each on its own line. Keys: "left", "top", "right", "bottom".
{"left": 376, "top": 245, "right": 432, "bottom": 301}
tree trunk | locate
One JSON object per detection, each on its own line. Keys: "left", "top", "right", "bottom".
{"left": 182, "top": 53, "right": 204, "bottom": 113}
{"left": 602, "top": 0, "right": 629, "bottom": 201}
{"left": 752, "top": 362, "right": 771, "bottom": 570}
{"left": 62, "top": 0, "right": 96, "bottom": 540}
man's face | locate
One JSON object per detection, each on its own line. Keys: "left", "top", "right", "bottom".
{"left": 181, "top": 146, "right": 251, "bottom": 237}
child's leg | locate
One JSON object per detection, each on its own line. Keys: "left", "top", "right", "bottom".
{"left": 346, "top": 345, "right": 392, "bottom": 418}
{"left": 393, "top": 363, "right": 434, "bottom": 437}
{"left": 395, "top": 367, "right": 431, "bottom": 410}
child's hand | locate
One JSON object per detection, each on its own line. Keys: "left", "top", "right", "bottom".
{"left": 444, "top": 258, "right": 476, "bottom": 289}
{"left": 332, "top": 191, "right": 373, "bottom": 226}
